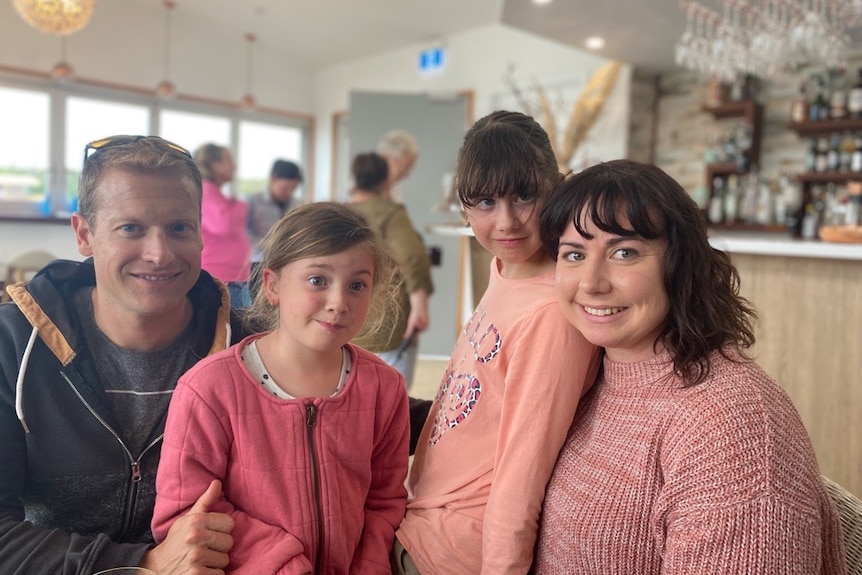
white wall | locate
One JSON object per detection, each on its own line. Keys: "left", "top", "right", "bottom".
{"left": 0, "top": 0, "right": 315, "bottom": 112}
{"left": 312, "top": 23, "right": 631, "bottom": 199}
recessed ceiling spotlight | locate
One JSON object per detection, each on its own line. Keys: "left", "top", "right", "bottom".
{"left": 585, "top": 36, "right": 605, "bottom": 50}
{"left": 533, "top": 0, "right": 553, "bottom": 5}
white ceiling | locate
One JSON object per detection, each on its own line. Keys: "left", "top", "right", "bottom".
{"left": 141, "top": 0, "right": 691, "bottom": 74}
{"left": 134, "top": 0, "right": 862, "bottom": 75}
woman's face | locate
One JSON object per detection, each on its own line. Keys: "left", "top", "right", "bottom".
{"left": 211, "top": 149, "right": 235, "bottom": 185}
{"left": 554, "top": 212, "right": 670, "bottom": 363}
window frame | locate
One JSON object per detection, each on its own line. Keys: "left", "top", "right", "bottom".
{"left": 0, "top": 70, "right": 313, "bottom": 220}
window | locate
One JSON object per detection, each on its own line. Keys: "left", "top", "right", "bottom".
{"left": 0, "top": 73, "right": 311, "bottom": 220}
{"left": 236, "top": 121, "right": 303, "bottom": 197}
{"left": 0, "top": 86, "right": 50, "bottom": 215}
{"left": 159, "top": 109, "right": 231, "bottom": 157}
{"left": 65, "top": 96, "right": 150, "bottom": 207}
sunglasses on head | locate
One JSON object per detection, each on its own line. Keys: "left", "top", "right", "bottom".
{"left": 83, "top": 135, "right": 192, "bottom": 165}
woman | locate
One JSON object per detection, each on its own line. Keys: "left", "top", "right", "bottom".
{"left": 348, "top": 151, "right": 433, "bottom": 388}
{"left": 534, "top": 159, "right": 845, "bottom": 574}
{"left": 194, "top": 143, "right": 252, "bottom": 308}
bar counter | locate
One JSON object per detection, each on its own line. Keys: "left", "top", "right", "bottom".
{"left": 705, "top": 231, "right": 861, "bottom": 496}
{"left": 708, "top": 230, "right": 862, "bottom": 261}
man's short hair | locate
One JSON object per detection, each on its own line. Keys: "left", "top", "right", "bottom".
{"left": 271, "top": 160, "right": 303, "bottom": 182}
{"left": 78, "top": 136, "right": 202, "bottom": 225}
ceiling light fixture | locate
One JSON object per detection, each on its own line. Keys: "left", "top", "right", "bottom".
{"left": 585, "top": 36, "right": 605, "bottom": 50}
{"left": 532, "top": 0, "right": 553, "bottom": 4}
{"left": 13, "top": 0, "right": 96, "bottom": 36}
{"left": 155, "top": 0, "right": 177, "bottom": 98}
{"left": 239, "top": 32, "right": 257, "bottom": 110}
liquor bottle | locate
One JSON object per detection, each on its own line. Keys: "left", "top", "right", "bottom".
{"left": 826, "top": 132, "right": 841, "bottom": 172}
{"left": 840, "top": 131, "right": 855, "bottom": 173}
{"left": 809, "top": 76, "right": 830, "bottom": 122}
{"left": 829, "top": 68, "right": 848, "bottom": 120}
{"left": 851, "top": 132, "right": 862, "bottom": 173}
{"left": 708, "top": 177, "right": 725, "bottom": 224}
{"left": 790, "top": 81, "right": 809, "bottom": 124}
{"left": 848, "top": 68, "right": 862, "bottom": 119}
{"left": 705, "top": 75, "right": 725, "bottom": 108}
{"left": 724, "top": 174, "right": 739, "bottom": 225}
{"left": 815, "top": 137, "right": 829, "bottom": 173}
{"left": 805, "top": 138, "right": 818, "bottom": 173}
{"left": 740, "top": 171, "right": 759, "bottom": 224}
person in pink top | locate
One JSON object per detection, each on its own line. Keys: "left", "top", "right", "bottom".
{"left": 534, "top": 159, "right": 846, "bottom": 574}
{"left": 194, "top": 143, "right": 252, "bottom": 308}
{"left": 392, "top": 111, "right": 600, "bottom": 575}
{"left": 152, "top": 202, "right": 410, "bottom": 575}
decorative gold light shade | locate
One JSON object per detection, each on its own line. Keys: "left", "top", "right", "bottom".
{"left": 13, "top": 0, "right": 96, "bottom": 36}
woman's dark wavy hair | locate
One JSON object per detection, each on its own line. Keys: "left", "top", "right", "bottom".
{"left": 540, "top": 159, "right": 757, "bottom": 386}
{"left": 454, "top": 110, "right": 561, "bottom": 210}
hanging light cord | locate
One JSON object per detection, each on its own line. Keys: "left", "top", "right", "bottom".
{"left": 244, "top": 33, "right": 257, "bottom": 96}
{"left": 162, "top": 1, "right": 175, "bottom": 82}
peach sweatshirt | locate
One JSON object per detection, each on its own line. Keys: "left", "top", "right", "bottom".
{"left": 396, "top": 258, "right": 599, "bottom": 575}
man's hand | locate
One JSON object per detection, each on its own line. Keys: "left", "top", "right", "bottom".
{"left": 141, "top": 480, "right": 234, "bottom": 575}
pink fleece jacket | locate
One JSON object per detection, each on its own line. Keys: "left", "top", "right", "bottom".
{"left": 200, "top": 178, "right": 251, "bottom": 282}
{"left": 152, "top": 335, "right": 409, "bottom": 575}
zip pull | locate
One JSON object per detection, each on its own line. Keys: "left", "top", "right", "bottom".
{"left": 306, "top": 403, "right": 317, "bottom": 427}
{"left": 131, "top": 461, "right": 142, "bottom": 483}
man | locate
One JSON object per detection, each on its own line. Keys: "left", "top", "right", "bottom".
{"left": 246, "top": 159, "right": 304, "bottom": 264}
{"left": 0, "top": 135, "right": 244, "bottom": 574}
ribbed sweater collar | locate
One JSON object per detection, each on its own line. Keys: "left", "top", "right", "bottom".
{"left": 602, "top": 351, "right": 680, "bottom": 391}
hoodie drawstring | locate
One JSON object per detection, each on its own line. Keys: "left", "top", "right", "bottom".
{"left": 15, "top": 326, "right": 38, "bottom": 434}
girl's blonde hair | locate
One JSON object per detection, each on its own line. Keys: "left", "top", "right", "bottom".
{"left": 243, "top": 202, "right": 400, "bottom": 338}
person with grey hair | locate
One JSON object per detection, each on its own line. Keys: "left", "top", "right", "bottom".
{"left": 0, "top": 135, "right": 246, "bottom": 575}
{"left": 377, "top": 129, "right": 420, "bottom": 203}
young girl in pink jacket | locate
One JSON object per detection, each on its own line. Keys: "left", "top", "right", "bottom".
{"left": 152, "top": 202, "right": 409, "bottom": 575}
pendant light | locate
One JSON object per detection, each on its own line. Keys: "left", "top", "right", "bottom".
{"left": 50, "top": 36, "right": 74, "bottom": 81}
{"left": 155, "top": 0, "right": 177, "bottom": 98}
{"left": 239, "top": 33, "right": 257, "bottom": 110}
{"left": 13, "top": 0, "right": 96, "bottom": 36}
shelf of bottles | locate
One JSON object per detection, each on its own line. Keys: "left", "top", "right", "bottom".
{"left": 786, "top": 66, "right": 862, "bottom": 239}
{"left": 701, "top": 75, "right": 773, "bottom": 231}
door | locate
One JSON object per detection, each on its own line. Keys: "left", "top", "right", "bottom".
{"left": 349, "top": 91, "right": 468, "bottom": 357}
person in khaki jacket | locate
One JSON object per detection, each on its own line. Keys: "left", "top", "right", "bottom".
{"left": 348, "top": 151, "right": 433, "bottom": 389}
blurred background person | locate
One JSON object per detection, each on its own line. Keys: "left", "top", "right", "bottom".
{"left": 376, "top": 129, "right": 419, "bottom": 204}
{"left": 194, "top": 143, "right": 252, "bottom": 309}
{"left": 247, "top": 159, "right": 304, "bottom": 264}
{"left": 247, "top": 159, "right": 304, "bottom": 299}
{"left": 349, "top": 151, "right": 433, "bottom": 389}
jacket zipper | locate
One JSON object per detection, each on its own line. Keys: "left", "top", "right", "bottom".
{"left": 61, "top": 371, "right": 155, "bottom": 538}
{"left": 306, "top": 403, "right": 324, "bottom": 574}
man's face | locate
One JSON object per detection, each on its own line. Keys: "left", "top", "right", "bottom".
{"left": 71, "top": 169, "right": 202, "bottom": 324}
{"left": 269, "top": 177, "right": 300, "bottom": 203}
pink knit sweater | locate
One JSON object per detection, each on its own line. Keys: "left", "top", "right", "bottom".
{"left": 534, "top": 350, "right": 846, "bottom": 575}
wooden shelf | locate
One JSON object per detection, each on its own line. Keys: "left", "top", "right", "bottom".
{"left": 796, "top": 172, "right": 862, "bottom": 185}
{"left": 706, "top": 163, "right": 744, "bottom": 177}
{"left": 789, "top": 118, "right": 862, "bottom": 136}
{"left": 704, "top": 100, "right": 761, "bottom": 122}
{"left": 703, "top": 99, "right": 768, "bottom": 232}
{"left": 709, "top": 222, "right": 787, "bottom": 234}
